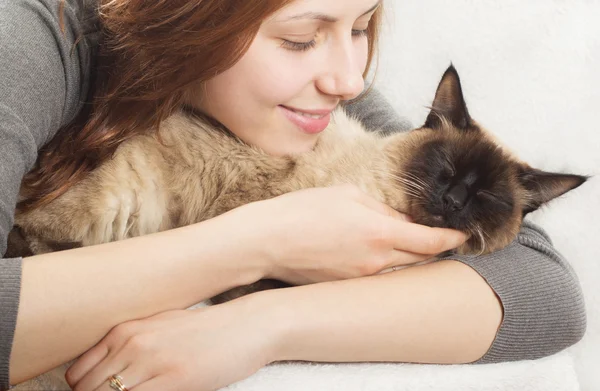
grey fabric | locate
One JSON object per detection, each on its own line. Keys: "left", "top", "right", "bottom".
{"left": 441, "top": 221, "right": 586, "bottom": 363}
{"left": 344, "top": 87, "right": 414, "bottom": 134}
{"left": 1, "top": 0, "right": 94, "bottom": 388}
{"left": 0, "top": 0, "right": 587, "bottom": 389}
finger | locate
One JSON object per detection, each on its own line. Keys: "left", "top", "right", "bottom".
{"left": 383, "top": 249, "right": 431, "bottom": 270}
{"left": 94, "top": 365, "right": 149, "bottom": 391}
{"left": 388, "top": 221, "right": 468, "bottom": 255}
{"left": 71, "top": 352, "right": 128, "bottom": 391}
{"left": 66, "top": 343, "right": 110, "bottom": 387}
{"left": 131, "top": 375, "right": 179, "bottom": 391}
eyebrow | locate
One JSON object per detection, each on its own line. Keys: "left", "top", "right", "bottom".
{"left": 282, "top": 1, "right": 381, "bottom": 23}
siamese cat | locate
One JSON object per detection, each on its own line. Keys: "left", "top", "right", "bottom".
{"left": 7, "top": 65, "right": 587, "bottom": 304}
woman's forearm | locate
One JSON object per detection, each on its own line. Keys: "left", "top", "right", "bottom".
{"left": 10, "top": 213, "right": 266, "bottom": 384}
{"left": 259, "top": 260, "right": 502, "bottom": 365}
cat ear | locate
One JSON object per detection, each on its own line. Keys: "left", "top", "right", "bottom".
{"left": 518, "top": 166, "right": 588, "bottom": 215}
{"left": 424, "top": 64, "right": 472, "bottom": 131}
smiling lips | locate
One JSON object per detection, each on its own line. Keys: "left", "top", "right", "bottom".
{"left": 279, "top": 105, "right": 333, "bottom": 134}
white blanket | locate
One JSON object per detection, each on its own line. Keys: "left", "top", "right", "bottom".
{"left": 12, "top": 351, "right": 581, "bottom": 391}
{"left": 223, "top": 352, "right": 580, "bottom": 391}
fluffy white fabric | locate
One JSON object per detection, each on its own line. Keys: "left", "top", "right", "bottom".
{"left": 224, "top": 352, "right": 580, "bottom": 391}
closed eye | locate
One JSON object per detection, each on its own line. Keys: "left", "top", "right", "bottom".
{"left": 477, "top": 190, "right": 512, "bottom": 208}
{"left": 477, "top": 190, "right": 495, "bottom": 198}
{"left": 477, "top": 190, "right": 502, "bottom": 202}
{"left": 442, "top": 156, "right": 456, "bottom": 177}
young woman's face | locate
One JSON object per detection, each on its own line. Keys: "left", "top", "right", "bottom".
{"left": 188, "top": 0, "right": 380, "bottom": 156}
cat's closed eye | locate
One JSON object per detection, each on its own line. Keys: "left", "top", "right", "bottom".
{"left": 437, "top": 166, "right": 455, "bottom": 184}
{"left": 437, "top": 169, "right": 453, "bottom": 183}
{"left": 477, "top": 190, "right": 512, "bottom": 208}
{"left": 438, "top": 156, "right": 456, "bottom": 181}
{"left": 476, "top": 189, "right": 495, "bottom": 199}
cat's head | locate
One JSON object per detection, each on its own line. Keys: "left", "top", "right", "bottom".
{"left": 387, "top": 65, "right": 587, "bottom": 255}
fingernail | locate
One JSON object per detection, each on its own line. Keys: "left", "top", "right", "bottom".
{"left": 456, "top": 232, "right": 469, "bottom": 245}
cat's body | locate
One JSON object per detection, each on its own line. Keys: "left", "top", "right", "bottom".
{"left": 14, "top": 108, "right": 399, "bottom": 249}
{"left": 8, "top": 66, "right": 587, "bottom": 304}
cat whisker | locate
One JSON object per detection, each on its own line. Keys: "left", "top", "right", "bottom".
{"left": 397, "top": 180, "right": 425, "bottom": 194}
{"left": 392, "top": 176, "right": 426, "bottom": 192}
{"left": 398, "top": 178, "right": 428, "bottom": 193}
{"left": 371, "top": 168, "right": 417, "bottom": 185}
{"left": 372, "top": 170, "right": 427, "bottom": 195}
{"left": 402, "top": 172, "right": 431, "bottom": 190}
{"left": 401, "top": 172, "right": 431, "bottom": 191}
{"left": 401, "top": 189, "right": 423, "bottom": 199}
{"left": 377, "top": 170, "right": 418, "bottom": 185}
{"left": 469, "top": 222, "right": 487, "bottom": 256}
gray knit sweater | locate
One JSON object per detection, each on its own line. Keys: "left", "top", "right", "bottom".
{"left": 0, "top": 1, "right": 586, "bottom": 389}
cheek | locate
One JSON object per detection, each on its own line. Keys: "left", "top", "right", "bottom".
{"left": 253, "top": 60, "right": 310, "bottom": 104}
{"left": 196, "top": 46, "right": 309, "bottom": 113}
{"left": 253, "top": 51, "right": 322, "bottom": 105}
{"left": 228, "top": 40, "right": 313, "bottom": 106}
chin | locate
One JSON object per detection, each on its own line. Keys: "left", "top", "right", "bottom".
{"left": 266, "top": 136, "right": 319, "bottom": 157}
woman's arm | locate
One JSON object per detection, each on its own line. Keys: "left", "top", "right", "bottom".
{"left": 61, "top": 221, "right": 585, "bottom": 391}
{"left": 257, "top": 259, "right": 502, "bottom": 364}
{"left": 256, "top": 222, "right": 586, "bottom": 365}
{"left": 10, "top": 215, "right": 265, "bottom": 384}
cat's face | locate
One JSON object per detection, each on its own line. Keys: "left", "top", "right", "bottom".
{"left": 388, "top": 66, "right": 587, "bottom": 255}
{"left": 402, "top": 126, "right": 521, "bottom": 254}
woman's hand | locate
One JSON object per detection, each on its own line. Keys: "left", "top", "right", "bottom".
{"left": 64, "top": 300, "right": 276, "bottom": 391}
{"left": 240, "top": 185, "right": 468, "bottom": 285}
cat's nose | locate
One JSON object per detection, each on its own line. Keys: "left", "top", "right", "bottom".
{"left": 444, "top": 184, "right": 468, "bottom": 210}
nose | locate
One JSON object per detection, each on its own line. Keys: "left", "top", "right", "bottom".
{"left": 444, "top": 183, "right": 468, "bottom": 210}
{"left": 315, "top": 41, "right": 365, "bottom": 101}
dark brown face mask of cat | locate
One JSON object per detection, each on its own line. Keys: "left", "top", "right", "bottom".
{"left": 386, "top": 65, "right": 588, "bottom": 255}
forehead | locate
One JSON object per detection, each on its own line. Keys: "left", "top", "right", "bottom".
{"left": 419, "top": 129, "right": 515, "bottom": 173}
{"left": 268, "top": 0, "right": 381, "bottom": 22}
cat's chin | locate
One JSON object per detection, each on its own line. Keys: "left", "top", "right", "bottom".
{"left": 413, "top": 212, "right": 468, "bottom": 231}
{"left": 411, "top": 212, "right": 446, "bottom": 228}
{"left": 410, "top": 213, "right": 484, "bottom": 255}
{"left": 454, "top": 238, "right": 482, "bottom": 256}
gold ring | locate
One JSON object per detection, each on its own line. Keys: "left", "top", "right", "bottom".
{"left": 108, "top": 374, "right": 129, "bottom": 391}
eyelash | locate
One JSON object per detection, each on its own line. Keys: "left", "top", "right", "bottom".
{"left": 281, "top": 29, "right": 368, "bottom": 52}
{"left": 477, "top": 190, "right": 510, "bottom": 207}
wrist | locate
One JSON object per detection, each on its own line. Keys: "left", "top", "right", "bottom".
{"left": 236, "top": 288, "right": 296, "bottom": 364}
{"left": 218, "top": 201, "right": 283, "bottom": 281}
{"left": 194, "top": 209, "right": 272, "bottom": 286}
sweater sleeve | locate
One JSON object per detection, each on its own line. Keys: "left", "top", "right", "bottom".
{"left": 342, "top": 87, "right": 414, "bottom": 134}
{"left": 442, "top": 220, "right": 586, "bottom": 363}
{"left": 342, "top": 86, "right": 586, "bottom": 363}
{"left": 0, "top": 1, "right": 93, "bottom": 389}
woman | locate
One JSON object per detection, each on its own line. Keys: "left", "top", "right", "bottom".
{"left": 0, "top": 0, "right": 586, "bottom": 390}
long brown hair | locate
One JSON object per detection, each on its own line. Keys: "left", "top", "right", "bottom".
{"left": 19, "top": 0, "right": 384, "bottom": 211}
